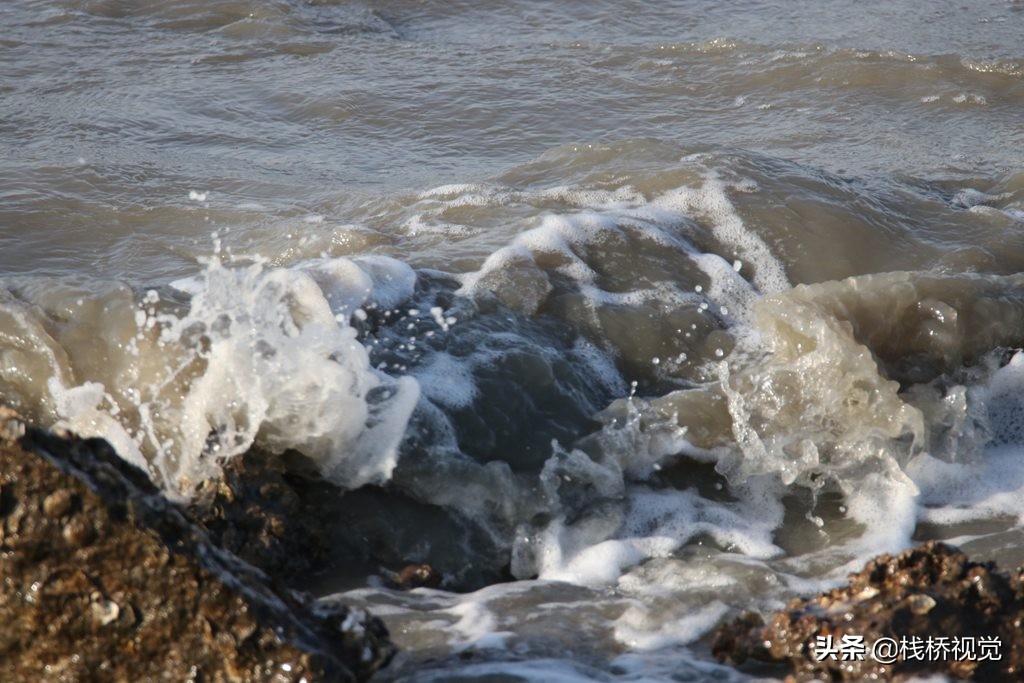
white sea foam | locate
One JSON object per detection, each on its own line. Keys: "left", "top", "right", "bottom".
{"left": 953, "top": 92, "right": 987, "bottom": 105}
{"left": 413, "top": 352, "right": 477, "bottom": 409}
{"left": 13, "top": 151, "right": 1024, "bottom": 682}
{"left": 47, "top": 378, "right": 151, "bottom": 472}
{"left": 50, "top": 255, "right": 420, "bottom": 495}
{"left": 397, "top": 659, "right": 622, "bottom": 683}
{"left": 447, "top": 601, "right": 512, "bottom": 652}
{"left": 449, "top": 164, "right": 787, "bottom": 383}
{"left": 654, "top": 171, "right": 789, "bottom": 297}
{"left": 909, "top": 352, "right": 1024, "bottom": 526}
{"left": 614, "top": 600, "right": 730, "bottom": 650}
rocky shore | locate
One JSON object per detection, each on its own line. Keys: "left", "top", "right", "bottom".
{"left": 712, "top": 541, "right": 1024, "bottom": 681}
{"left": 0, "top": 408, "right": 393, "bottom": 682}
{"left": 8, "top": 401, "right": 1024, "bottom": 683}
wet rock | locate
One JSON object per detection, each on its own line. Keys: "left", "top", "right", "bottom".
{"left": 712, "top": 541, "right": 1024, "bottom": 681}
{"left": 42, "top": 488, "right": 74, "bottom": 518}
{"left": 190, "top": 448, "right": 342, "bottom": 584}
{"left": 0, "top": 408, "right": 394, "bottom": 682}
{"left": 61, "top": 514, "right": 95, "bottom": 547}
{"left": 381, "top": 563, "right": 443, "bottom": 590}
{"left": 191, "top": 448, "right": 510, "bottom": 593}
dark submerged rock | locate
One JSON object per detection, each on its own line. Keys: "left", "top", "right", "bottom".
{"left": 189, "top": 447, "right": 353, "bottom": 585}
{"left": 712, "top": 541, "right": 1024, "bottom": 681}
{"left": 0, "top": 409, "right": 394, "bottom": 682}
{"left": 191, "top": 447, "right": 512, "bottom": 593}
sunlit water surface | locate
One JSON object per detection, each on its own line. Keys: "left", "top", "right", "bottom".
{"left": 3, "top": 1, "right": 1024, "bottom": 680}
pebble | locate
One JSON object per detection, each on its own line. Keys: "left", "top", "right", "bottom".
{"left": 43, "top": 490, "right": 73, "bottom": 518}
{"left": 62, "top": 516, "right": 94, "bottom": 547}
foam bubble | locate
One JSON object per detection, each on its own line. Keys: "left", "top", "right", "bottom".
{"left": 953, "top": 92, "right": 987, "bottom": 105}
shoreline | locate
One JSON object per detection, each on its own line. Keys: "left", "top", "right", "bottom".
{"left": 6, "top": 406, "right": 1024, "bottom": 681}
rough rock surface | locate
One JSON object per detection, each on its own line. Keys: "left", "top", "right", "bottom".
{"left": 712, "top": 541, "right": 1024, "bottom": 681}
{"left": 0, "top": 408, "right": 394, "bottom": 682}
{"left": 191, "top": 448, "right": 509, "bottom": 593}
{"left": 190, "top": 448, "right": 346, "bottom": 584}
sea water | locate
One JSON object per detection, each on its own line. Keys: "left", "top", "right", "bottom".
{"left": 3, "top": 1, "right": 1024, "bottom": 680}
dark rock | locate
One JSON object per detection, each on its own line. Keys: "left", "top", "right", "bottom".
{"left": 191, "top": 448, "right": 510, "bottom": 593}
{"left": 712, "top": 541, "right": 1024, "bottom": 681}
{"left": 190, "top": 447, "right": 346, "bottom": 585}
{"left": 0, "top": 408, "right": 395, "bottom": 682}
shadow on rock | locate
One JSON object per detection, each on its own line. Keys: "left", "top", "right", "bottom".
{"left": 191, "top": 448, "right": 512, "bottom": 594}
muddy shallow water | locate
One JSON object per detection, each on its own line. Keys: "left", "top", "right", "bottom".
{"left": 3, "top": 1, "right": 1024, "bottom": 680}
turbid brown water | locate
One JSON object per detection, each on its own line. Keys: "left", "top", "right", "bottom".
{"left": 3, "top": 1, "right": 1024, "bottom": 680}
